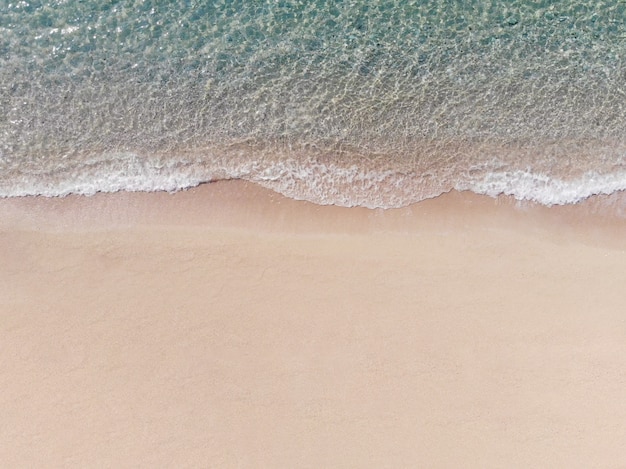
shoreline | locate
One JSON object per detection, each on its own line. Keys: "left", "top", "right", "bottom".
{"left": 2, "top": 180, "right": 626, "bottom": 247}
{"left": 2, "top": 181, "right": 626, "bottom": 467}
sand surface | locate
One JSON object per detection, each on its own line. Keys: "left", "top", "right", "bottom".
{"left": 2, "top": 181, "right": 626, "bottom": 468}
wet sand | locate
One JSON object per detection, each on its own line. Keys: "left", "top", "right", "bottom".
{"left": 1, "top": 181, "right": 626, "bottom": 468}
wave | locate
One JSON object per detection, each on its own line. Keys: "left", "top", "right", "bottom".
{"left": 2, "top": 148, "right": 626, "bottom": 209}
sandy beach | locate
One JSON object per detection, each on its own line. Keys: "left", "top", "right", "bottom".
{"left": 2, "top": 180, "right": 626, "bottom": 467}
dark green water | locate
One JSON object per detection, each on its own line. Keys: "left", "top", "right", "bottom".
{"left": 1, "top": 0, "right": 626, "bottom": 206}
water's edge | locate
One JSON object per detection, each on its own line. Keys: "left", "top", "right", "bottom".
{"left": 3, "top": 143, "right": 626, "bottom": 209}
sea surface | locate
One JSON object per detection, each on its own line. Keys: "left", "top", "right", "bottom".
{"left": 2, "top": 0, "right": 626, "bottom": 208}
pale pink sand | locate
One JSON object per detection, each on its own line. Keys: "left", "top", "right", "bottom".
{"left": 1, "top": 181, "right": 626, "bottom": 468}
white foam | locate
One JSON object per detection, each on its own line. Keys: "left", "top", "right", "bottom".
{"left": 462, "top": 170, "right": 626, "bottom": 206}
{"left": 0, "top": 152, "right": 260, "bottom": 198}
{"left": 3, "top": 153, "right": 626, "bottom": 211}
{"left": 248, "top": 159, "right": 626, "bottom": 208}
{"left": 247, "top": 159, "right": 434, "bottom": 209}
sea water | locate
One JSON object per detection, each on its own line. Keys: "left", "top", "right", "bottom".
{"left": 2, "top": 0, "right": 626, "bottom": 208}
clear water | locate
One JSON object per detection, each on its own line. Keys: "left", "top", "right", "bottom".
{"left": 2, "top": 0, "right": 626, "bottom": 207}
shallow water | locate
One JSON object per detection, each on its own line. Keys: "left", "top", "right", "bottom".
{"left": 1, "top": 0, "right": 626, "bottom": 207}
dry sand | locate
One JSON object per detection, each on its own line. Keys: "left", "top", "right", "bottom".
{"left": 2, "top": 181, "right": 626, "bottom": 468}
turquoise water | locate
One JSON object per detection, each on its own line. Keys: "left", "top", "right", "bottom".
{"left": 1, "top": 0, "right": 626, "bottom": 206}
